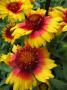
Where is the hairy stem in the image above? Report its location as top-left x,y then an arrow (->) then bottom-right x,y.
45,0 -> 51,15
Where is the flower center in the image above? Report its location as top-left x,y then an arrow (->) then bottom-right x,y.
18,50 -> 33,63
26,14 -> 44,30
5,26 -> 13,39
63,11 -> 67,23
11,47 -> 40,73
6,2 -> 22,13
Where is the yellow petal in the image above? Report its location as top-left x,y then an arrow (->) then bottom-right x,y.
35,69 -> 54,82
45,58 -> 57,69
62,25 -> 67,32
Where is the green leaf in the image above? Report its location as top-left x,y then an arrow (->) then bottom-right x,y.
63,62 -> 67,81
61,0 -> 66,5
0,80 -> 5,86
49,78 -> 67,90
33,2 -> 40,9
14,35 -> 29,47
0,63 -> 12,72
0,16 -> 8,28
0,85 -> 10,90
53,66 -> 64,79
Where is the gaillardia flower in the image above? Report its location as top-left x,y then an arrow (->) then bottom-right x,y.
60,8 -> 67,31
0,0 -> 33,21
2,23 -> 15,43
1,45 -> 57,90
49,7 -> 67,32
11,9 -> 60,47
49,7 -> 64,18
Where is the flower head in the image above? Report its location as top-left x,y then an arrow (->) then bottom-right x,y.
0,0 -> 33,21
60,8 -> 67,31
2,23 -> 15,43
49,7 -> 67,32
1,45 -> 57,90
49,7 -> 64,18
11,9 -> 60,47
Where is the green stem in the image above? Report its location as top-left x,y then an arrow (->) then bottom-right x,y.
45,0 -> 51,16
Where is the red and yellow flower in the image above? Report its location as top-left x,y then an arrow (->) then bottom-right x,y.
49,7 -> 67,32
1,45 -> 57,90
11,9 -> 61,47
49,7 -> 64,18
2,23 -> 15,43
0,0 -> 33,21
60,8 -> 67,31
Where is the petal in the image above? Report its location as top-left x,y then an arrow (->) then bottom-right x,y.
0,54 -> 10,64
12,28 -> 31,40
45,58 -> 57,69
12,45 -> 21,53
12,45 -> 18,53
62,25 -> 67,32
34,58 -> 57,82
6,70 -> 37,90
41,31 -> 54,42
35,69 -> 54,82
6,72 -> 16,84
47,18 -> 61,33
28,36 -> 46,48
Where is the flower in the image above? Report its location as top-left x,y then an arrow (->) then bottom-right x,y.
60,8 -> 67,31
0,0 -> 33,21
11,9 -> 60,47
2,23 -> 15,43
49,7 -> 67,32
1,45 -> 57,90
49,7 -> 64,18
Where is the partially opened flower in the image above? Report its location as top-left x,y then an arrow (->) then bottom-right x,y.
2,23 -> 15,43
0,0 -> 33,21
60,8 -> 67,31
49,7 -> 64,18
1,45 -> 57,90
11,9 -> 61,47
49,7 -> 67,32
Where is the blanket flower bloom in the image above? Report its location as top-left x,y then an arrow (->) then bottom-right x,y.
49,7 -> 64,18
1,45 -> 57,90
60,8 -> 67,31
2,23 -> 15,43
11,9 -> 60,47
0,0 -> 33,21
49,7 -> 67,32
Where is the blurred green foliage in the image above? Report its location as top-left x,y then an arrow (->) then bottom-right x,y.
47,32 -> 67,90
33,0 -> 67,9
